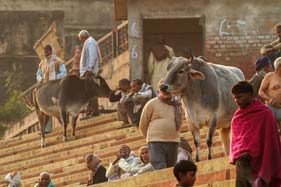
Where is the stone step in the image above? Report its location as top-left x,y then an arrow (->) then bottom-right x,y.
0,129 -> 224,186
0,135 -> 225,187
20,140 -> 147,187
0,127 -> 222,180
88,157 -> 234,187
0,113 -> 118,155
195,179 -> 235,187
0,111 -> 230,187
0,121 -> 126,166
0,124 -> 221,168
0,129 -> 141,178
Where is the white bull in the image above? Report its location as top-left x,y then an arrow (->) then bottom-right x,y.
161,57 -> 244,161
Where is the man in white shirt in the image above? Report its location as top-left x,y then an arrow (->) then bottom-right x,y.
120,79 -> 154,126
78,30 -> 102,117
79,30 -> 101,79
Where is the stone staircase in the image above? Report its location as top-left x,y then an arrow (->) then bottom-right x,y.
0,113 -> 235,187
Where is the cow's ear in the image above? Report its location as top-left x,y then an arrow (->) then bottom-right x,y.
189,69 -> 205,80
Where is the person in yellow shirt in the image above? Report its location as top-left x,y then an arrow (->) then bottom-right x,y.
139,81 -> 183,170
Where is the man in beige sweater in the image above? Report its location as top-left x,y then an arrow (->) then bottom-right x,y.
139,82 -> 182,170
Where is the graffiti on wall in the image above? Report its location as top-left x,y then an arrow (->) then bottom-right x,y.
219,18 -> 247,36
130,20 -> 141,60
219,17 -> 278,36
131,44 -> 139,60
131,21 -> 141,38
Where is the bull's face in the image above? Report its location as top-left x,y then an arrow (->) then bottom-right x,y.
160,57 -> 205,94
87,76 -> 111,98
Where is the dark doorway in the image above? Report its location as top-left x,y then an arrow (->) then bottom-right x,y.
143,17 -> 204,83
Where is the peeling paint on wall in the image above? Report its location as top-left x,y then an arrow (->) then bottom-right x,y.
219,18 -> 248,36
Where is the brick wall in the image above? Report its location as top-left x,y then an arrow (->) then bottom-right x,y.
205,34 -> 277,79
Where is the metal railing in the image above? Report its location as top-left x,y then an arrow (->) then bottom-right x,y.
116,21 -> 129,56
4,21 -> 129,139
98,20 -> 128,64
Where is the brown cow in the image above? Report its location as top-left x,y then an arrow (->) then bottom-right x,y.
25,75 -> 111,147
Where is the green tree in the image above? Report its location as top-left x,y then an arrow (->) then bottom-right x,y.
0,64 -> 31,138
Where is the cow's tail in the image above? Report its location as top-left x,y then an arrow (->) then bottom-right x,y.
23,90 -> 36,110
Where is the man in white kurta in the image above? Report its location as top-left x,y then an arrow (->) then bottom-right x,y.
148,42 -> 175,92
79,30 -> 101,79
78,30 -> 102,117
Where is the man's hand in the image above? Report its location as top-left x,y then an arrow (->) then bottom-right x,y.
113,152 -> 123,164
116,152 -> 125,159
128,91 -> 135,97
84,71 -> 95,79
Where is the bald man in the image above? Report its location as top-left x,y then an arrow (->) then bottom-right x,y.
33,172 -> 54,187
78,30 -> 101,79
78,30 -> 102,118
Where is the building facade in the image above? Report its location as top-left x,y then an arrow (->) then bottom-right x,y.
115,0 -> 280,81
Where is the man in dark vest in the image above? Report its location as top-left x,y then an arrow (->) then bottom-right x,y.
85,154 -> 107,185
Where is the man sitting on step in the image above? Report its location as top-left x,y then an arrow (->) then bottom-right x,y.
109,78 -> 131,126
120,79 -> 154,126
33,172 -> 55,187
85,153 -> 107,185
105,144 -> 140,181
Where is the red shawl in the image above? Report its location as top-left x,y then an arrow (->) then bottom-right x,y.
230,99 -> 281,185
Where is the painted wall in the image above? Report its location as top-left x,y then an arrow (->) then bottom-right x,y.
0,11 -> 64,104
0,0 -> 116,36
0,0 -> 117,104
0,0 -> 118,59
127,0 -> 281,79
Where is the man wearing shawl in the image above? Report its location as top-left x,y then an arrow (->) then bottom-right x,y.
147,37 -> 175,93
139,80 -> 182,170
36,44 -> 67,133
36,45 -> 67,83
4,171 -> 22,187
231,81 -> 281,187
33,172 -> 55,187
78,30 -> 102,117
